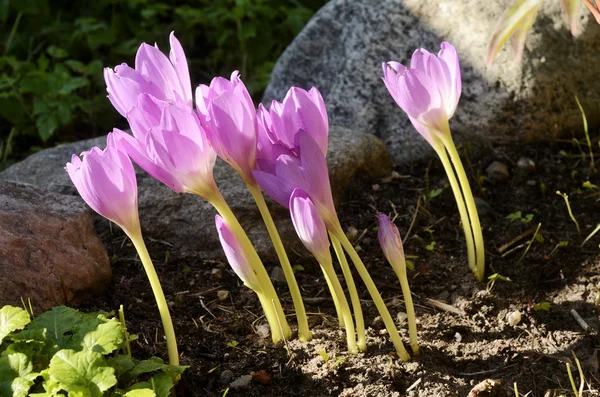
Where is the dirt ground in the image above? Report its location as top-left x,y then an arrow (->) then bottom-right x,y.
80,135 -> 600,397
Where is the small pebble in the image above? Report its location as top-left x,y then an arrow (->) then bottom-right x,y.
229,374 -> 252,390
454,332 -> 463,343
347,226 -> 359,240
217,290 -> 229,301
372,183 -> 381,191
486,161 -> 509,182
397,312 -> 408,324
270,266 -> 286,283
517,157 -> 536,173
474,197 -> 493,217
507,310 -> 522,326
256,324 -> 270,338
372,316 -> 384,330
220,369 -> 235,385
211,268 -> 222,280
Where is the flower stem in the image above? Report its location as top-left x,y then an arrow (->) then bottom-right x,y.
320,258 -> 357,353
128,233 -> 179,366
433,144 -> 478,280
321,266 -> 344,326
387,252 -> 419,355
439,134 -> 485,282
332,227 -> 411,361
247,182 -> 311,342
330,232 -> 366,351
206,190 -> 291,342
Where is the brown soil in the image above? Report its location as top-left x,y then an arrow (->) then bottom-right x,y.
79,137 -> 600,397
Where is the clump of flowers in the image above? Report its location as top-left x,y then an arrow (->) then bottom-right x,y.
66,33 -> 483,364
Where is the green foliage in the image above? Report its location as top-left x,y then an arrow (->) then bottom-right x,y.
506,211 -> 534,224
0,305 -> 187,397
0,0 -> 327,168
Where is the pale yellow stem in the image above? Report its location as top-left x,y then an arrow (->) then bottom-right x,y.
433,144 -> 478,280
128,233 -> 179,366
439,134 -> 485,282
246,182 -> 311,341
321,266 -> 344,326
332,226 -> 411,361
204,190 -> 291,342
320,258 -> 357,353
386,252 -> 419,355
330,232 -> 366,351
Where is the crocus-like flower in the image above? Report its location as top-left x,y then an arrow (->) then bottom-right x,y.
215,215 -> 261,292
377,214 -> 405,265
66,132 -> 139,233
376,213 -> 419,354
104,32 -> 192,117
112,94 -> 217,197
260,87 -> 329,156
195,71 -> 257,181
382,42 -> 461,143
289,189 -> 331,264
253,129 -> 336,226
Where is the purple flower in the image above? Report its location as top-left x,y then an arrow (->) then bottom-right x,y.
66,133 -> 139,233
112,94 -> 217,196
195,71 -> 257,181
253,129 -> 336,226
377,213 -> 405,266
104,32 -> 192,117
261,87 -> 328,156
215,215 -> 261,292
289,189 -> 331,264
382,42 -> 461,142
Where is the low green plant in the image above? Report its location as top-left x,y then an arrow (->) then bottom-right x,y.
506,211 -> 534,224
0,305 -> 186,397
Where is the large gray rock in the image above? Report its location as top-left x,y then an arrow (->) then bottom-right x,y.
263,0 -> 600,164
0,126 -> 392,260
0,181 -> 111,312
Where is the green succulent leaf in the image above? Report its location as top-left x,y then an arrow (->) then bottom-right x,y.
0,306 -> 30,344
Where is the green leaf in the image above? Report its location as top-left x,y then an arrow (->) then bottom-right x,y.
48,349 -> 117,397
149,373 -> 174,397
0,306 -> 30,344
129,357 -> 187,377
80,318 -> 124,354
506,211 -> 523,221
106,356 -> 135,378
46,46 -> 69,59
27,306 -> 82,350
58,77 -> 89,95
487,0 -> 544,67
0,353 -> 36,397
533,301 -> 551,311
36,114 -> 58,142
124,389 -> 156,397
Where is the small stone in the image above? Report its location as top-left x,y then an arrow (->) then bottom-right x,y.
437,291 -> 450,301
455,332 -> 463,343
517,157 -> 536,173
211,268 -> 222,280
270,267 -> 286,283
507,311 -> 522,326
474,197 -> 493,217
256,324 -> 270,338
397,312 -> 408,324
486,161 -> 509,182
251,370 -> 272,385
372,316 -> 384,330
372,183 -> 381,191
229,374 -> 253,390
467,379 -> 503,397
220,369 -> 235,385
347,226 -> 359,240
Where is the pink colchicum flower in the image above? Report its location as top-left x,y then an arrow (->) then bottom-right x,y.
382,42 -> 461,146
289,189 -> 332,264
215,215 -> 261,292
253,128 -> 336,226
66,132 -> 140,234
104,32 -> 192,117
377,213 -> 406,266
112,94 -> 217,197
195,71 -> 257,181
